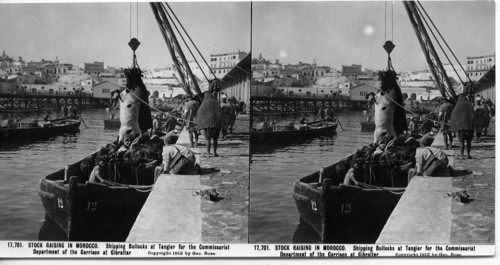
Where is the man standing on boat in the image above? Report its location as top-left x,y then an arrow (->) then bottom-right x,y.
182,96 -> 200,148
438,98 -> 454,150
152,114 -> 162,135
318,106 -> 325,120
325,106 -> 334,122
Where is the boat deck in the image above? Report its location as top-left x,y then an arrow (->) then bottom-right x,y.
376,132 -> 455,244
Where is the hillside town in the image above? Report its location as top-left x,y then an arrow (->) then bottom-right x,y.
251,53 -> 495,104
0,49 -> 249,102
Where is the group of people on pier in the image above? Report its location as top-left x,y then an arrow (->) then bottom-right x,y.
440,94 -> 494,159
410,93 -> 494,178
151,88 -> 244,175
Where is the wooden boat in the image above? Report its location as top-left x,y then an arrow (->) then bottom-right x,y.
292,151 -> 411,243
251,120 -> 338,144
0,118 -> 81,141
360,121 -> 376,132
38,151 -> 158,241
104,119 -> 121,129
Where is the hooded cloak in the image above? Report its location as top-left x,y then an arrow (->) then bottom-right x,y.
450,94 -> 474,132
196,91 -> 221,129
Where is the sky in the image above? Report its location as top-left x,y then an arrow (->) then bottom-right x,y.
253,1 -> 496,72
0,1 -> 251,69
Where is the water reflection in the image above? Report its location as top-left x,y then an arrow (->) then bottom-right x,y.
292,218 -> 322,243
249,111 -> 373,243
38,215 -> 67,241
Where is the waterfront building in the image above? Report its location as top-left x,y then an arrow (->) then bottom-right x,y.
84,61 -> 105,75
474,65 -> 495,103
210,51 -> 248,78
400,86 -> 441,101
92,81 -> 124,98
466,54 -> 495,81
341,64 -> 362,78
250,82 -> 276,97
349,83 -> 379,102
220,53 -> 251,104
443,63 -> 467,84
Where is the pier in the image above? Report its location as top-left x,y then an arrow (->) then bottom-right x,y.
250,96 -> 356,115
0,93 -> 109,111
126,131 -> 204,242
377,122 -> 495,244
127,115 -> 249,242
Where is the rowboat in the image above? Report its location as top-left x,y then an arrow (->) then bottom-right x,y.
292,146 -> 415,243
0,118 -> 81,141
251,120 -> 338,144
360,121 -> 376,132
103,119 -> 120,129
38,150 -> 158,241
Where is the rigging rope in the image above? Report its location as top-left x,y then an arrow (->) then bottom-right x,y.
416,1 -> 472,83
163,4 -> 210,82
164,2 -> 218,80
391,1 -> 394,41
415,3 -> 464,85
384,1 -> 387,41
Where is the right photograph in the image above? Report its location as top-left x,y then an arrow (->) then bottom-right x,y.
249,1 -> 495,245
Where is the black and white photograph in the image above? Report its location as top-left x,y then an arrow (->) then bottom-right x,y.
0,0 -> 497,260
0,1 -> 250,244
249,0 -> 495,245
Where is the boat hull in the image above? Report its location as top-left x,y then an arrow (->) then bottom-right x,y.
293,181 -> 403,243
38,154 -> 155,241
103,119 -> 121,129
251,123 -> 338,144
292,155 -> 406,243
0,120 -> 80,141
360,121 -> 375,132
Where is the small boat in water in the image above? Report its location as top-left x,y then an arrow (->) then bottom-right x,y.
38,148 -> 159,241
104,118 -> 121,129
360,121 -> 376,132
251,120 -> 338,144
292,140 -> 417,243
0,118 -> 81,141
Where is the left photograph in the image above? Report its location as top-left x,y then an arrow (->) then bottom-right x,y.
0,2 -> 250,243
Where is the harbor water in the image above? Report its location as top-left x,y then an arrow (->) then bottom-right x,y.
0,109 -> 122,240
249,111 -> 373,243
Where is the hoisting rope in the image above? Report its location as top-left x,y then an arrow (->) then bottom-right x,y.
129,3 -> 141,70
416,1 -> 472,84
123,3 -> 196,126
383,2 -> 395,71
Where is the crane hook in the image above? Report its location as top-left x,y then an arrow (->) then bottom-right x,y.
383,40 -> 395,71
128,38 -> 141,69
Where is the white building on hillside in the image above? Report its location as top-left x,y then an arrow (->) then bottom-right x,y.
92,81 -> 124,98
